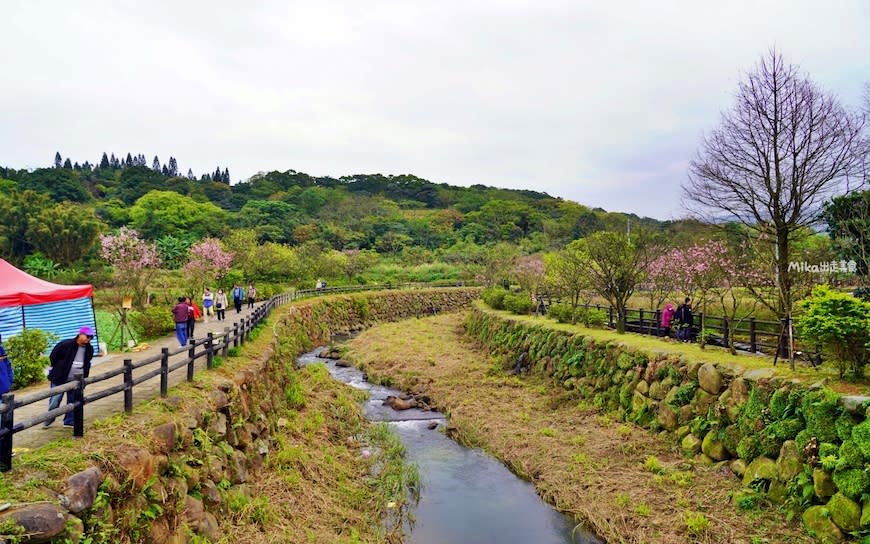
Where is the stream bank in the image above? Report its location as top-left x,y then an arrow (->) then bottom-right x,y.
298,349 -> 598,544
342,314 -> 814,544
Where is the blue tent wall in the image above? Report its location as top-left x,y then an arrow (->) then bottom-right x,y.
19,297 -> 99,353
0,307 -> 24,344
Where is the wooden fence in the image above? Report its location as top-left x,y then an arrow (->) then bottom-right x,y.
576,303 -> 814,359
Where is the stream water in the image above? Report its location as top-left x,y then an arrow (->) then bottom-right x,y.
296,349 -> 601,544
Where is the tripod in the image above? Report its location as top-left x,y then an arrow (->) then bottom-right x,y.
108,307 -> 137,350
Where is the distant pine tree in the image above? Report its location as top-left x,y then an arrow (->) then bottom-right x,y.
187,168 -> 195,180
73,161 -> 81,170
110,154 -> 119,168
152,156 -> 161,171
223,167 -> 230,184
138,153 -> 146,166
99,152 -> 110,169
62,158 -> 72,169
125,153 -> 133,167
82,161 -> 92,171
161,165 -> 169,176
54,152 -> 63,168
168,157 -> 178,177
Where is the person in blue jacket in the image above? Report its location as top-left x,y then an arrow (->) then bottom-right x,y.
0,335 -> 13,395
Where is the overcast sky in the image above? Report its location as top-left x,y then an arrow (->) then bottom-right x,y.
1,1 -> 867,219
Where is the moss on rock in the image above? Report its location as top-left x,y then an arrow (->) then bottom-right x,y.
832,468 -> 870,500
827,492 -> 861,532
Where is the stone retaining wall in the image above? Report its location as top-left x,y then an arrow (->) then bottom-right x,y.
0,288 -> 480,543
465,305 -> 870,542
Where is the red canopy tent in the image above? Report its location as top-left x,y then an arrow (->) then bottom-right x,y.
0,259 -> 98,351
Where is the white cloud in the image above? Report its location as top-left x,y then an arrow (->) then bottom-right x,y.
0,0 -> 867,218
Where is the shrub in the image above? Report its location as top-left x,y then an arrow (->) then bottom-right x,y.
549,303 -> 575,323
5,329 -> 56,389
832,468 -> 870,500
481,287 -> 509,310
132,306 -> 174,339
503,292 -> 534,315
796,284 -> 870,378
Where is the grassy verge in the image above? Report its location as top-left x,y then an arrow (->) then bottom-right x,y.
221,362 -> 419,544
343,313 -> 814,544
1,313 -> 418,544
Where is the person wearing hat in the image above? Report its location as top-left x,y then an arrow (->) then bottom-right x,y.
43,326 -> 98,428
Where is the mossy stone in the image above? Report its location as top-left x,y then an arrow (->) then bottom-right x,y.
657,404 -> 678,431
860,497 -> 870,527
802,505 -> 844,543
701,430 -> 729,461
691,388 -> 716,416
814,468 -> 837,499
730,458 -> 747,477
828,492 -> 861,532
697,363 -> 723,394
837,440 -> 864,471
635,380 -> 649,395
776,440 -> 802,481
648,380 -> 668,401
697,453 -> 714,465
681,434 -> 702,456
675,426 -> 691,440
742,456 -> 777,487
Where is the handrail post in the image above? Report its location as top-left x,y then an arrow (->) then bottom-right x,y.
160,347 -> 169,396
240,320 -> 246,346
188,338 -> 196,374
233,323 -> 239,348
655,309 -> 662,337
73,376 -> 85,437
608,306 -> 614,328
206,333 -> 214,370
639,309 -> 645,334
123,359 -> 133,414
0,393 -> 15,471
223,327 -> 230,356
749,317 -> 757,353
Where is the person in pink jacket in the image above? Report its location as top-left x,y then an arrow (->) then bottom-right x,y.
661,303 -> 675,341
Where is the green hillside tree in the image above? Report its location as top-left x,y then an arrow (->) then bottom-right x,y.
26,204 -> 104,267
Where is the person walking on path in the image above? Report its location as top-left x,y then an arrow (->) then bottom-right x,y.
202,288 -> 214,323
185,297 -> 201,341
215,289 -> 228,321
660,303 -> 675,341
247,284 -> 256,309
172,297 -> 190,347
0,336 -> 13,396
43,326 -> 96,428
676,298 -> 693,342
232,284 -> 245,314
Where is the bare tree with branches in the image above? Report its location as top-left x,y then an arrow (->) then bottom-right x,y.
684,49 -> 864,334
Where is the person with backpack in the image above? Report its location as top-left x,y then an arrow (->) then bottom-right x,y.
676,297 -> 693,342
232,284 -> 245,314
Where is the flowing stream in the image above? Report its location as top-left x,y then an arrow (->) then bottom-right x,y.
297,349 -> 601,544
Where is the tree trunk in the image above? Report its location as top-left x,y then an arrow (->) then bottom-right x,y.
615,301 -> 625,334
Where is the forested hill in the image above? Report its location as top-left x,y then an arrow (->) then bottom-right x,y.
0,152 -> 709,267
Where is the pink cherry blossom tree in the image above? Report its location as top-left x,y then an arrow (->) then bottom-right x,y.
100,227 -> 162,308
512,255 -> 546,296
184,238 -> 233,293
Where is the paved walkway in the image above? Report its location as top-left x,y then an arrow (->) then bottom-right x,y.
11,301 -> 271,453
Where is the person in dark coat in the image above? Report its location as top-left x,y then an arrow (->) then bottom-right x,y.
675,297 -> 693,342
43,326 -> 96,428
0,336 -> 13,395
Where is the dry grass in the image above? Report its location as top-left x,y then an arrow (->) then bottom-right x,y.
344,313 -> 814,544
